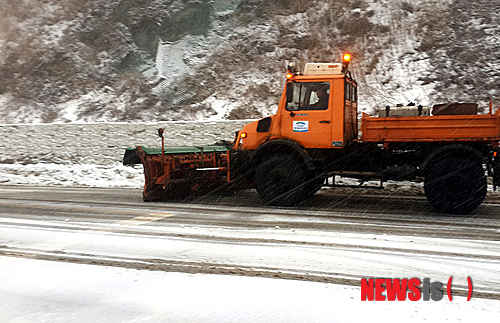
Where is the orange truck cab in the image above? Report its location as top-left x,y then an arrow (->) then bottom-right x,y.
236,61 -> 358,151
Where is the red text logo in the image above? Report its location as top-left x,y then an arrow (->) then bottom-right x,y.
360,277 -> 473,301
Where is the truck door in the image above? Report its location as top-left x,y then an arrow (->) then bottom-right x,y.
282,81 -> 332,148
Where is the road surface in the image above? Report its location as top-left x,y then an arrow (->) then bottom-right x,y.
0,185 -> 499,322
1,186 -> 499,293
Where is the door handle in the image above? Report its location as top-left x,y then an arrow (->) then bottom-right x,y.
319,120 -> 330,124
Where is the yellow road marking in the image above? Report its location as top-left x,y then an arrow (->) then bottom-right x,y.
118,212 -> 174,226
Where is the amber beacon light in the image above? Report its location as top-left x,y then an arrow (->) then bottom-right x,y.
343,53 -> 351,63
342,53 -> 351,70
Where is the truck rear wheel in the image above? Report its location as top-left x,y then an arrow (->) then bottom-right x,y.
424,156 -> 486,214
255,154 -> 308,206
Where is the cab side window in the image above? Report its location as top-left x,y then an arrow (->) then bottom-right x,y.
345,81 -> 351,102
343,81 -> 357,103
286,82 -> 330,111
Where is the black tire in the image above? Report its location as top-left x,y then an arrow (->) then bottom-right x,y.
255,154 -> 308,206
305,176 -> 325,196
424,156 -> 486,214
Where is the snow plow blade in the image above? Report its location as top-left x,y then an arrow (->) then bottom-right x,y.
123,145 -> 232,201
123,148 -> 141,165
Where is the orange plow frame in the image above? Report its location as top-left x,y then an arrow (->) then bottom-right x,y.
135,147 -> 230,201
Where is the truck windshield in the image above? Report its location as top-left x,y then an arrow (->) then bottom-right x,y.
286,81 -> 330,111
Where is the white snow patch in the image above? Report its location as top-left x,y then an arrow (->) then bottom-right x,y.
204,95 -> 244,120
40,20 -> 72,46
0,256 -> 499,323
0,162 -> 143,188
0,93 -> 13,107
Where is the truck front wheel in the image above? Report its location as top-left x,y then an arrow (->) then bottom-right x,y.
424,156 -> 487,214
255,154 -> 308,206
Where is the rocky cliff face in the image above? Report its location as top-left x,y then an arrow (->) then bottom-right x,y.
0,0 -> 498,123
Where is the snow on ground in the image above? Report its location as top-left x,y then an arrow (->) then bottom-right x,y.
39,19 -> 73,46
358,0 -> 435,114
0,256 -> 498,323
203,95 -> 243,120
0,256 -> 499,323
0,163 -> 144,188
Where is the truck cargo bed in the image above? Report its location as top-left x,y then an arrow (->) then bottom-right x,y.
360,111 -> 500,143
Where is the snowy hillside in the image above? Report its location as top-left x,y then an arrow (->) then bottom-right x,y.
0,0 -> 499,123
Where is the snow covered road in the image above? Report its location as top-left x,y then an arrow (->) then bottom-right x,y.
1,186 -> 499,300
1,256 -> 499,323
0,186 -> 499,322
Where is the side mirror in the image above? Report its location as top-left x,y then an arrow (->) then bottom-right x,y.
158,128 -> 164,138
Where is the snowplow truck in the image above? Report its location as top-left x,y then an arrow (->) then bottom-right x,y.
124,55 -> 500,215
